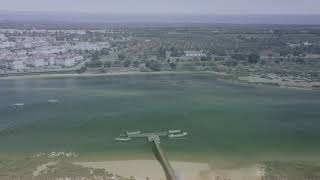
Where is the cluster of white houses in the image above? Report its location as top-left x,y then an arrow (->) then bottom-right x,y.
0,31 -> 111,71
7,54 -> 84,70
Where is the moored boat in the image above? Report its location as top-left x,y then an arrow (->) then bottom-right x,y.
114,137 -> 132,142
168,130 -> 181,134
126,131 -> 141,136
48,100 -> 60,103
168,132 -> 188,138
12,103 -> 24,108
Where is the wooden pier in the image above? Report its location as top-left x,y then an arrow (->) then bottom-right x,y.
127,132 -> 177,180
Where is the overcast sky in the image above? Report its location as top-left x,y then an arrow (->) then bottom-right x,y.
0,0 -> 319,15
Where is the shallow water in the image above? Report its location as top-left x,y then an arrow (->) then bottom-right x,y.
0,73 -> 320,162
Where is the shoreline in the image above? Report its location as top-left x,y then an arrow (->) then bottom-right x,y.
0,70 -> 319,91
0,71 -> 194,80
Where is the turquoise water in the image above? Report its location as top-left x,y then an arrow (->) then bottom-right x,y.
0,73 -> 320,162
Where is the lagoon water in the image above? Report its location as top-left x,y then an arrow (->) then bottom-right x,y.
0,73 -> 320,163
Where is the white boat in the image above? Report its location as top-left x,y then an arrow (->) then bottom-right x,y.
12,103 -> 24,108
48,100 -> 60,103
126,131 -> 141,135
168,130 -> 181,134
114,137 -> 132,142
168,132 -> 188,138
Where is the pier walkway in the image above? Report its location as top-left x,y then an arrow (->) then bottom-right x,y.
127,132 -> 177,180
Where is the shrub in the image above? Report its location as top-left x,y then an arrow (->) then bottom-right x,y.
146,60 -> 162,71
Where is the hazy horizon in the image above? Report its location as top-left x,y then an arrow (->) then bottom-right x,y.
0,0 -> 319,15
1,11 -> 320,25
1,0 -> 320,25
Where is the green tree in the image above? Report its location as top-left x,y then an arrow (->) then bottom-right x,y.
123,60 -> 131,67
279,50 -> 289,57
169,62 -> 177,70
146,60 -> 162,71
248,53 -> 260,64
104,61 -> 111,68
224,60 -> 238,67
76,66 -> 87,74
118,53 -> 125,60
158,46 -> 166,58
101,48 -> 110,56
293,50 -> 302,57
91,51 -> 100,61
86,61 -> 102,68
231,54 -> 246,61
200,56 -> 210,61
132,61 -> 140,68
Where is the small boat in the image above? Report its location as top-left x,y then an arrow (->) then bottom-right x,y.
115,133 -> 132,142
126,131 -> 141,135
48,100 -> 60,103
168,130 -> 181,134
168,132 -> 188,138
12,103 -> 24,108
114,137 -> 132,142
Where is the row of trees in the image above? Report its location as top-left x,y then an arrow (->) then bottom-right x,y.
231,53 -> 261,63
86,60 -> 135,69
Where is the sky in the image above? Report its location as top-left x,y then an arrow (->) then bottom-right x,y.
0,0 -> 319,15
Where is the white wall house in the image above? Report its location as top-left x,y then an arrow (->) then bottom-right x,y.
28,59 -> 46,67
9,61 -> 25,70
287,43 -> 301,48
63,58 -> 76,67
74,55 -> 84,62
70,42 -> 100,51
184,51 -> 206,57
0,41 -> 16,49
48,57 -> 56,66
303,42 -> 312,46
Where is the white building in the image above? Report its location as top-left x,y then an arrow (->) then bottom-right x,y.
29,47 -> 66,55
287,43 -> 301,48
64,55 -> 83,67
48,57 -> 56,66
303,42 -> 312,46
70,42 -> 100,51
184,51 -> 207,57
0,41 -> 16,49
97,42 -> 110,49
9,61 -> 25,70
0,34 -> 8,41
28,59 -> 46,67
63,58 -> 76,67
74,55 -> 84,62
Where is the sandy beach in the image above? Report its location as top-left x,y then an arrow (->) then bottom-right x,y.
74,160 -> 264,180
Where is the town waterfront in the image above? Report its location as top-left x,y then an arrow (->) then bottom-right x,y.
0,73 -> 320,163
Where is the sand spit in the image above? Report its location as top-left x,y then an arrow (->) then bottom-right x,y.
239,74 -> 320,90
